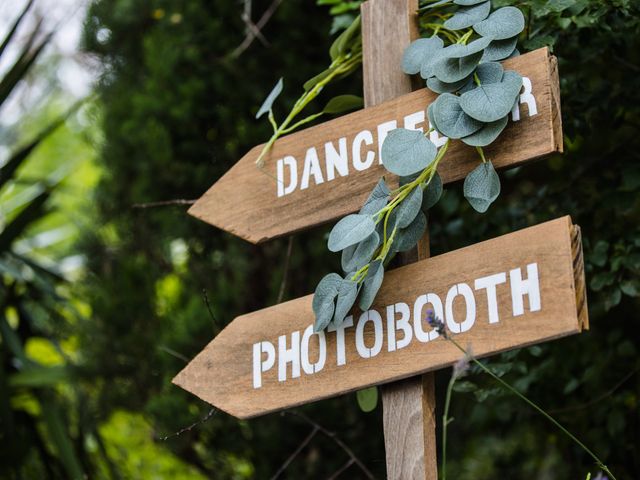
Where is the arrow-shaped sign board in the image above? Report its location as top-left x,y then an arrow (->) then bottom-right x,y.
189,47 -> 562,244
174,216 -> 587,419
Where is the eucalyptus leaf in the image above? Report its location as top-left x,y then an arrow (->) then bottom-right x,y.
431,37 -> 491,82
328,214 -> 376,252
481,36 -> 518,62
357,386 -> 378,412
255,77 -> 283,119
423,172 -> 443,210
476,61 -> 504,84
359,260 -> 384,310
444,1 -> 491,30
507,48 -> 520,58
402,37 -> 444,75
323,95 -> 363,114
454,0 -> 489,5
333,278 -> 358,325
394,187 -> 423,229
463,161 -> 501,213
459,70 -> 522,122
342,231 -> 380,272
427,102 -> 440,132
461,115 -> 508,146
360,178 -> 390,215
473,6 -> 525,40
394,211 -> 427,252
381,128 -> 437,176
426,75 -> 471,94
313,273 -> 342,332
433,93 -> 483,139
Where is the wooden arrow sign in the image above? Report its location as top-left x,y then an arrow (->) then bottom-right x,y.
174,216 -> 587,419
189,47 -> 562,244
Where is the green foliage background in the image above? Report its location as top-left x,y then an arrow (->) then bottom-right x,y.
3,0 -> 639,478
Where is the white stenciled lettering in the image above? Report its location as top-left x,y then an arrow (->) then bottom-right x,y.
445,283 -> 476,334
278,331 -> 301,382
475,272 -> 507,324
253,341 -> 275,389
276,156 -> 298,197
510,263 -> 541,316
355,310 -> 383,358
300,147 -> 324,190
403,110 -> 425,132
328,315 -> 354,366
512,76 -> 538,121
301,325 -> 327,374
386,302 -> 412,352
413,293 -> 443,342
377,120 -> 397,164
325,137 -> 349,181
352,130 -> 375,171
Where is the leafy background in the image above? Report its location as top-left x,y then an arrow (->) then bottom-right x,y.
1,0 -> 639,478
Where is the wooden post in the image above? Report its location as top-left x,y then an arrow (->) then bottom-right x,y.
361,1 -> 438,478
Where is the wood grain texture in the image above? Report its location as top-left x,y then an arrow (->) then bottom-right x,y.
173,216 -> 588,419
361,1 -> 437,477
188,47 -> 562,244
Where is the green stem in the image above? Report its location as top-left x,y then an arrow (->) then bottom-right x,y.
441,375 -> 455,480
255,52 -> 363,167
448,338 -> 617,480
476,146 -> 486,163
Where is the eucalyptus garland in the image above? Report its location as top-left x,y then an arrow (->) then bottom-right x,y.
312,2 -> 526,332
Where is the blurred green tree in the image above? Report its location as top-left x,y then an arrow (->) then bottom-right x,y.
80,0 -> 639,478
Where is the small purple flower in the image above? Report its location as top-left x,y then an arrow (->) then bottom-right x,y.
426,309 -> 447,338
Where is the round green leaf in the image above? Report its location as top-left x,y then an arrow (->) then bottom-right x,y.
476,61 -> 504,84
463,161 -> 501,213
381,128 -> 437,176
323,95 -> 363,114
402,37 -> 444,75
333,278 -> 358,325
461,115 -> 508,147
431,37 -> 491,83
426,75 -> 471,94
357,386 -> 378,412
313,273 -> 342,332
459,70 -> 522,122
427,102 -> 440,133
342,231 -> 380,272
328,214 -> 376,252
433,93 -> 483,139
359,260 -> 384,310
481,36 -> 518,62
394,211 -> 427,252
473,6 -> 525,40
444,1 -> 491,30
454,0 -> 488,5
256,77 -> 283,119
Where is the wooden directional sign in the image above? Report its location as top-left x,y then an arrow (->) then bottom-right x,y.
188,47 -> 562,244
174,216 -> 587,419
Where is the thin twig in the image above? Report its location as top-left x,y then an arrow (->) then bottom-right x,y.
284,411 -> 376,479
277,236 -> 294,304
270,426 -> 319,480
158,408 -> 217,441
228,0 -> 284,59
202,289 -> 219,330
326,458 -> 355,480
132,199 -> 196,209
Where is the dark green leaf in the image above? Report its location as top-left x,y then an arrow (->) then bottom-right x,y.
329,14 -> 361,61
323,94 -> 363,114
356,386 -> 378,412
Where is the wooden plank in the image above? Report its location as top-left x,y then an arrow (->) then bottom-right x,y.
360,1 -> 437,478
173,216 -> 588,419
188,47 -> 562,244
